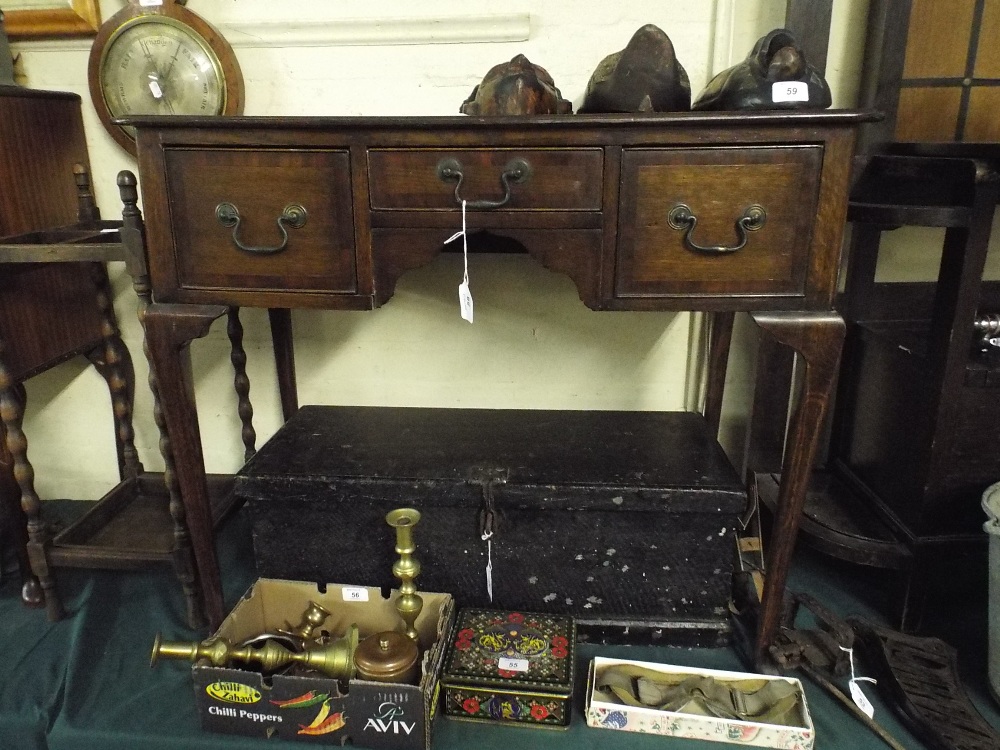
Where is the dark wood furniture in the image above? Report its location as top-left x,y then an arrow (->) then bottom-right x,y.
0,85 -> 135,607
125,110 -> 867,666
0,87 -> 255,629
753,0 -> 1000,631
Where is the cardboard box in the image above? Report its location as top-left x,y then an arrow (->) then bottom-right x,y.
190,578 -> 454,749
585,657 -> 814,749
440,609 -> 575,728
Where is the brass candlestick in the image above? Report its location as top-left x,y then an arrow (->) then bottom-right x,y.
151,624 -> 359,680
386,507 -> 423,642
285,600 -> 332,641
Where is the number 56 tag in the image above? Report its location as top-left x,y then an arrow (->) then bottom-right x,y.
772,81 -> 809,103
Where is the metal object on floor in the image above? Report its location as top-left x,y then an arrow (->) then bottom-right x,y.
850,617 -> 1000,750
771,592 -> 907,750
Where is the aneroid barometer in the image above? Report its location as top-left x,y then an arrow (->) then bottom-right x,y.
88,0 -> 243,155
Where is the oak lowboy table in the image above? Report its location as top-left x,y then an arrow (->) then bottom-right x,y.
124,111 -> 869,667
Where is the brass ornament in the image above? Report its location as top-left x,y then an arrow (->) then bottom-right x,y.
286,600 -> 332,641
386,508 -> 423,642
151,624 -> 360,680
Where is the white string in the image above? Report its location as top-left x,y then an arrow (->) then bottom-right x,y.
444,199 -> 469,280
445,200 -> 473,323
461,200 -> 468,286
839,646 -> 877,685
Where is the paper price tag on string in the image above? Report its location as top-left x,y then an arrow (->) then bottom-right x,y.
840,645 -> 877,719
772,81 -> 809,103
482,529 -> 494,602
849,681 -> 875,719
444,200 -> 474,323
459,280 -> 474,323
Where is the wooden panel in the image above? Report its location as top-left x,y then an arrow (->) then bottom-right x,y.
974,0 -> 1000,77
0,89 -> 89,236
0,265 -> 104,380
901,0 -> 975,79
894,87 -> 962,141
367,148 -> 603,210
161,148 -> 357,298
615,146 -> 822,299
964,87 -> 1000,141
0,88 -> 104,377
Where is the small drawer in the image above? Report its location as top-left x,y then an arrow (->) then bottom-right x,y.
368,148 -> 603,210
615,146 -> 823,299
161,148 -> 356,297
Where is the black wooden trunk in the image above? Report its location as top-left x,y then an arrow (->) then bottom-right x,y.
236,406 -> 744,646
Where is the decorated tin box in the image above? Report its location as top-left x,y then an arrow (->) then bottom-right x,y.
440,608 -> 576,728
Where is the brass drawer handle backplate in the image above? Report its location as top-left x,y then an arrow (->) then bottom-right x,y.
667,203 -> 766,255
215,202 -> 308,255
436,157 -> 533,209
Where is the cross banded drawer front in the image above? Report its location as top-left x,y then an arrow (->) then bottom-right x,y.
160,148 -> 357,301
368,148 -> 604,210
615,146 -> 823,299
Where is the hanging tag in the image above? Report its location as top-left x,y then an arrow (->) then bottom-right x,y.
459,280 -> 474,323
840,646 -> 877,719
772,81 -> 809,103
482,532 -> 494,602
849,681 -> 875,719
444,200 -> 474,323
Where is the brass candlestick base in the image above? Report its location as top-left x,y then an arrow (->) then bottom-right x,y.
386,507 -> 423,642
151,624 -> 359,680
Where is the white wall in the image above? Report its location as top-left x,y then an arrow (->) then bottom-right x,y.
10,0 -> 872,499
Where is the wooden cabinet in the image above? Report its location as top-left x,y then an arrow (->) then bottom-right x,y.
0,86 -> 131,608
127,111 -> 866,666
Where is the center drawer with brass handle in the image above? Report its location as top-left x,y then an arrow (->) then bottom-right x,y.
367,148 -> 604,211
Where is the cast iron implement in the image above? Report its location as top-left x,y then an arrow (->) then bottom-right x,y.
850,618 -> 1000,750
771,592 -> 906,750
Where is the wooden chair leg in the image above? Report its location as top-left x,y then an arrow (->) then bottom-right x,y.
118,175 -> 206,629
83,261 -> 143,480
0,412 -> 41,607
227,307 -> 256,462
0,348 -> 63,620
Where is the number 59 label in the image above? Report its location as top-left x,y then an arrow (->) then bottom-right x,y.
772,81 -> 809,103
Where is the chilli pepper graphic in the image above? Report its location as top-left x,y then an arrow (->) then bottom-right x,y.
298,711 -> 346,735
304,699 -> 331,729
270,690 -> 329,708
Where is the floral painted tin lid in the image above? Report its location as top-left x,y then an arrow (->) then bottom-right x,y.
441,609 -> 576,695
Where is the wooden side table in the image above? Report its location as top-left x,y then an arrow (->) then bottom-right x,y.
126,111 -> 868,666
0,85 -> 134,607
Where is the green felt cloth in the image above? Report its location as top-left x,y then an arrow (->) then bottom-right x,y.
1,503 -> 996,749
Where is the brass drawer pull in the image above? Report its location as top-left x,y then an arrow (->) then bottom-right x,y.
215,202 -> 308,255
436,157 -> 532,209
667,203 -> 766,254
